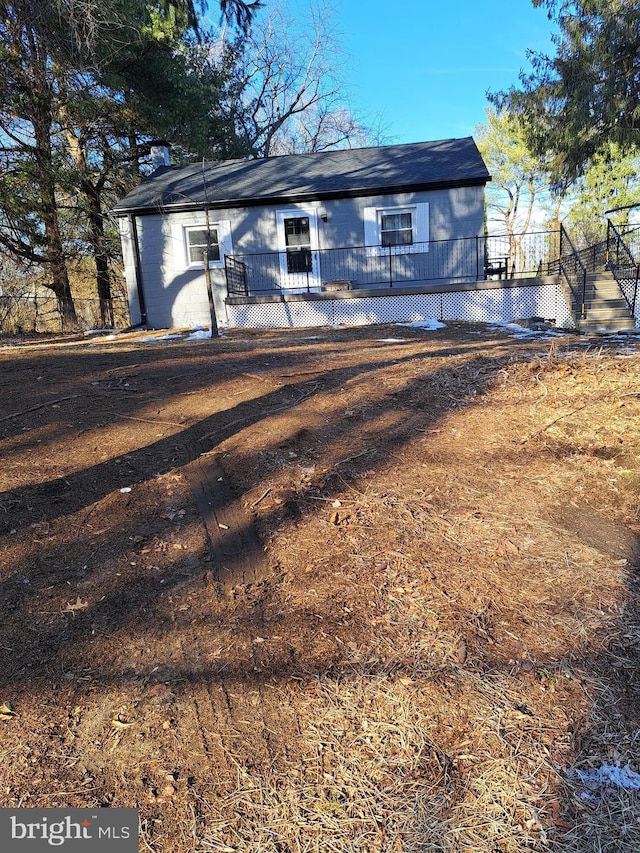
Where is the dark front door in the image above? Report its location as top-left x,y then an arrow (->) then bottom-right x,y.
284,216 -> 313,273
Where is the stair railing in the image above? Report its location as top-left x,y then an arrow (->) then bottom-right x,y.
559,224 -> 587,318
606,220 -> 639,314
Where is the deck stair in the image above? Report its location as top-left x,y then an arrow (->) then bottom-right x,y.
569,271 -> 636,334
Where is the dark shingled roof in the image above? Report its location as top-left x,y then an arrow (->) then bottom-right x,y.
113,137 -> 490,215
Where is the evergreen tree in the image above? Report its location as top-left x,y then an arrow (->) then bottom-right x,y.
564,144 -> 640,246
492,0 -> 640,184
0,0 -> 250,328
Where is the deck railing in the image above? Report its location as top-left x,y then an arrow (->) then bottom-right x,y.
564,221 -> 640,317
606,221 -> 639,315
559,225 -> 587,317
224,230 -> 561,298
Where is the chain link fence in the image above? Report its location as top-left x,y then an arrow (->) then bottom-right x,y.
0,292 -> 130,334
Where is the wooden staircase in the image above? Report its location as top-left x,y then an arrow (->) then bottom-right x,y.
570,271 -> 636,334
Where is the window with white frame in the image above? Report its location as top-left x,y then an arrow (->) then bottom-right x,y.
363,203 -> 429,254
186,226 -> 220,264
380,210 -> 413,247
172,218 -> 232,272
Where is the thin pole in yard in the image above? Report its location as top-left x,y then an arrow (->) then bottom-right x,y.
202,160 -> 219,338
203,247 -> 219,339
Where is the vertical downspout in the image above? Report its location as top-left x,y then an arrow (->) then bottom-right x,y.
129,214 -> 147,326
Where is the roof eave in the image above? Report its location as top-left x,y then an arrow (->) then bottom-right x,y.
114,176 -> 490,217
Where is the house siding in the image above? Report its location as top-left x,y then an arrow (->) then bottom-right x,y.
120,211 -> 232,330
118,217 -> 143,325
119,185 -> 486,330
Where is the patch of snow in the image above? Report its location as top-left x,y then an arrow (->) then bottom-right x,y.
488,321 -> 537,337
88,333 -> 118,342
185,329 -> 211,340
398,319 -> 446,331
487,321 -> 568,340
120,487 -> 132,494
567,763 -> 640,792
376,338 -> 407,343
138,333 -> 183,343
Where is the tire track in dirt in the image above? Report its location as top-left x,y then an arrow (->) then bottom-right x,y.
183,452 -> 269,586
177,439 -> 291,813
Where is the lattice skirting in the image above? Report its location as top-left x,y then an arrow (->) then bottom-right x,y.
226,284 -> 576,330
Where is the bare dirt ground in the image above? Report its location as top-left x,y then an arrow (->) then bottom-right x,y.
0,321 -> 639,853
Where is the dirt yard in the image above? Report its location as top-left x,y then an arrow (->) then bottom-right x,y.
1,321 -> 639,852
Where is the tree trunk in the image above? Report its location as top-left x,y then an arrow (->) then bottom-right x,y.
47,224 -> 77,331
31,51 -> 77,330
61,100 -> 114,329
84,181 -> 114,327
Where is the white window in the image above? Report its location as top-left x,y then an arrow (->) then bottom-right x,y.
171,218 -> 232,272
380,210 -> 414,247
186,226 -> 220,264
363,203 -> 429,255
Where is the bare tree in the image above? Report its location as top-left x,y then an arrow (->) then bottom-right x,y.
220,0 -> 380,157
475,109 -> 554,237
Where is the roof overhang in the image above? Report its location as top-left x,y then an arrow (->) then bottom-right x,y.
114,176 -> 490,218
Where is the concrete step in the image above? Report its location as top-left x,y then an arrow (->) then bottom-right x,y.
576,306 -> 629,319
560,272 -> 637,333
576,311 -> 636,334
586,272 -> 618,290
586,270 -> 615,280
572,296 -> 629,311
580,303 -> 634,319
576,318 -> 636,335
578,311 -> 635,329
567,271 -> 635,332
583,287 -> 626,300
585,282 -> 625,294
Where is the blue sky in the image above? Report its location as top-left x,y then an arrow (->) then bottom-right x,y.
337,0 -> 558,143
215,0 -> 560,145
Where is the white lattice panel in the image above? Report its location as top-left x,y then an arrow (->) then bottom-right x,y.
333,294 -> 441,326
227,300 -> 335,328
226,284 -> 575,330
441,285 -> 575,328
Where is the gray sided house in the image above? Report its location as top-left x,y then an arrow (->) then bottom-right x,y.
114,138 -> 498,330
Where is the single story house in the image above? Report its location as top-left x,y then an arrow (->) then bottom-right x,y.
115,137 -> 550,330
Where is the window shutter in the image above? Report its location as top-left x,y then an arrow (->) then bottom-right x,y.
171,222 -> 188,272
363,207 -> 379,247
415,203 -> 429,246
218,220 -> 233,260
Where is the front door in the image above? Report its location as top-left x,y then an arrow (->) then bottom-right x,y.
277,209 -> 321,291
